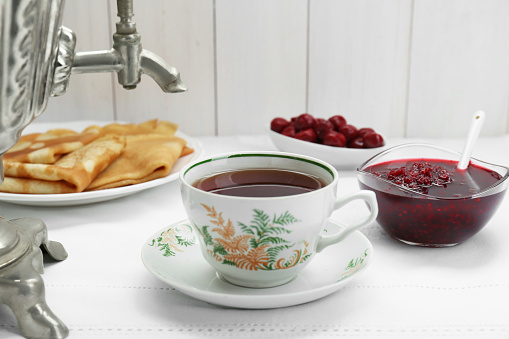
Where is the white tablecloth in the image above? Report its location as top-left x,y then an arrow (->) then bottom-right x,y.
1,134 -> 508,339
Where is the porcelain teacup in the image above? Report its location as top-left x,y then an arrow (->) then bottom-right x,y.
179,151 -> 378,288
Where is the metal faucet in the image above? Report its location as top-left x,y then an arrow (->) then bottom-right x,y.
54,0 -> 188,95
0,0 -> 186,338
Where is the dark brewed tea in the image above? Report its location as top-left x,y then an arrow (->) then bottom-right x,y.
193,169 -> 326,197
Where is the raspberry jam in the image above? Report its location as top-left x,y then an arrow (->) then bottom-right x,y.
358,158 -> 506,246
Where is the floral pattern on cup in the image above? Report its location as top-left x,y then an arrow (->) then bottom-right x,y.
149,223 -> 196,257
337,248 -> 370,282
195,204 -> 312,271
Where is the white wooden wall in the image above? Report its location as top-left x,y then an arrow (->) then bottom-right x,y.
40,0 -> 509,138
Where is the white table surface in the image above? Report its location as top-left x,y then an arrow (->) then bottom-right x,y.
1,134 -> 508,339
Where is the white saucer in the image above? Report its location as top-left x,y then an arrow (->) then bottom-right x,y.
141,219 -> 373,309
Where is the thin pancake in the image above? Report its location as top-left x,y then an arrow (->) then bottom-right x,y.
4,128 -> 100,164
86,134 -> 186,191
0,135 -> 126,194
82,119 -> 178,137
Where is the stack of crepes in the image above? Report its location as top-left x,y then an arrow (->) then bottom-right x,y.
0,119 -> 193,194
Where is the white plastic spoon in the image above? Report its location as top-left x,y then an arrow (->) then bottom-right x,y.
457,111 -> 486,171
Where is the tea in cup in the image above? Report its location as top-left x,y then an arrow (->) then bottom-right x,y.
179,151 -> 378,288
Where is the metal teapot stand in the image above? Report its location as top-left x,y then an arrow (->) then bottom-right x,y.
0,218 -> 68,339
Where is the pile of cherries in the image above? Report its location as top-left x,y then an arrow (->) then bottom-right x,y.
270,113 -> 385,148
373,162 -> 452,193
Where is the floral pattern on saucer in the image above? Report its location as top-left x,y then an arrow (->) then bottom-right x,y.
337,248 -> 370,282
149,223 -> 196,257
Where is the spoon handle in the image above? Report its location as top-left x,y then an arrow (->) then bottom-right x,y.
457,111 -> 485,170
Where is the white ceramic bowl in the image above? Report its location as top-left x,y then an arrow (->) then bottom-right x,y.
267,126 -> 387,170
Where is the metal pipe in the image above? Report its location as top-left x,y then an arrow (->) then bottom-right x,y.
71,50 -> 124,74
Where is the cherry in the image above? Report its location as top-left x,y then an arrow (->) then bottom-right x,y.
348,137 -> 364,148
272,113 -> 385,150
295,113 -> 316,131
363,132 -> 385,148
281,125 -> 296,137
294,128 -> 317,143
328,115 -> 347,130
339,124 -> 358,141
314,118 -> 334,140
323,131 -> 347,147
358,127 -> 375,138
270,117 -> 290,133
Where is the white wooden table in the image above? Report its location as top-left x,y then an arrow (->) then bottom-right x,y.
0,134 -> 508,339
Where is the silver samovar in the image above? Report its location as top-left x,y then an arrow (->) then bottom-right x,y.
0,1 -> 186,338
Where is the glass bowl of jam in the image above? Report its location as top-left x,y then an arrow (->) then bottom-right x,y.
356,143 -> 509,247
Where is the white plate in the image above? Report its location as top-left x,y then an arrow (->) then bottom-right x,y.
267,126 -> 387,170
141,219 -> 373,309
0,121 -> 203,207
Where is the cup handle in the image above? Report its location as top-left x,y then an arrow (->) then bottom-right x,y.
316,190 -> 378,253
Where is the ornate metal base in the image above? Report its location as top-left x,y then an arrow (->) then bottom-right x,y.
0,218 -> 68,339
